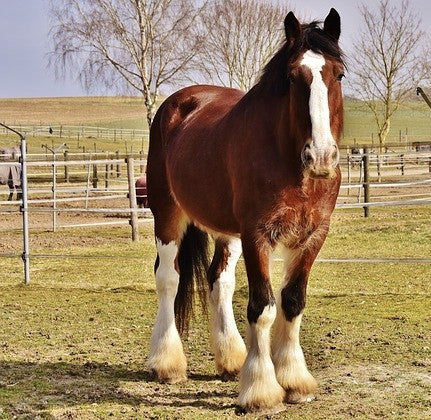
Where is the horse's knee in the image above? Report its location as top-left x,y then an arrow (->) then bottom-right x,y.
280,272 -> 307,321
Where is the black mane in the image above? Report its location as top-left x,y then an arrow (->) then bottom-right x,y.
255,21 -> 344,95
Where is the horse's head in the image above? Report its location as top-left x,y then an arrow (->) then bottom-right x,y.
279,9 -> 344,179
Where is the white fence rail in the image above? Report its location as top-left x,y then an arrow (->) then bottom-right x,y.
1,147 -> 431,285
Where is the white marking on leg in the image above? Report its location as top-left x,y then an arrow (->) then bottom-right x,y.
210,238 -> 246,376
301,50 -> 335,151
272,247 -> 317,402
239,304 -> 285,410
147,239 -> 187,383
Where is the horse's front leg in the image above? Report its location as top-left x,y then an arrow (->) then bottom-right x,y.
271,246 -> 319,403
238,234 -> 285,411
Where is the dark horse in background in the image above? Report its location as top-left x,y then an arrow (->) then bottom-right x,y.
0,146 -> 22,201
135,175 -> 148,208
146,9 -> 344,412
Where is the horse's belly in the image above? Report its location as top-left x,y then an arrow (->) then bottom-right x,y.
166,144 -> 240,235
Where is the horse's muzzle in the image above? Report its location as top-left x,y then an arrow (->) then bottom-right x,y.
301,143 -> 339,180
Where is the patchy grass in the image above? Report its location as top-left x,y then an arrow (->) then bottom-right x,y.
0,207 -> 430,418
0,97 -> 150,129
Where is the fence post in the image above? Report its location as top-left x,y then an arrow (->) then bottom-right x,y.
85,154 -> 92,209
140,150 -> 145,174
127,157 -> 139,241
105,153 -> 109,190
116,150 -> 121,177
363,147 -> 370,218
20,137 -> 30,285
347,153 -> 351,196
52,153 -> 57,232
110,153 -> 114,177
92,163 -> 98,189
64,150 -> 69,182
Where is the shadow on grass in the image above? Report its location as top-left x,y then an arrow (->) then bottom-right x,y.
0,361 -> 236,417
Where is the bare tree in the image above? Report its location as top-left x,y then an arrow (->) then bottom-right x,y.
49,0 -> 206,127
349,0 -> 427,152
195,0 -> 289,91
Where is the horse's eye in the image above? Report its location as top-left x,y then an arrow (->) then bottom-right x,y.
337,73 -> 345,81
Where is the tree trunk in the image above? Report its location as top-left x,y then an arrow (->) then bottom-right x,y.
146,104 -> 155,129
378,119 -> 390,155
144,95 -> 157,129
377,119 -> 391,182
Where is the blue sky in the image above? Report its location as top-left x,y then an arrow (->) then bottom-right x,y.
1,0 -> 430,98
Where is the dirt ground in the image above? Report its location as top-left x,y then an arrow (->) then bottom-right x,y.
1,206 -> 430,419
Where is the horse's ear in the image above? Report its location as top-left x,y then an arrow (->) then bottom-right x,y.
284,11 -> 301,44
323,8 -> 341,41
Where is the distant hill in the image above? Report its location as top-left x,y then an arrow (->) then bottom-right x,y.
0,96 -> 429,146
0,97 -> 150,130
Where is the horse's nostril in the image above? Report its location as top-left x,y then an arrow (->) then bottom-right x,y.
332,150 -> 338,160
301,146 -> 314,165
331,146 -> 340,163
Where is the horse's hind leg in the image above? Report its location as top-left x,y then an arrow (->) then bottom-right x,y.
271,246 -> 318,403
147,209 -> 188,383
16,186 -> 22,201
7,182 -> 13,201
208,237 -> 246,379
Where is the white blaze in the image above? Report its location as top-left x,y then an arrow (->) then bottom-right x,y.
300,50 -> 334,152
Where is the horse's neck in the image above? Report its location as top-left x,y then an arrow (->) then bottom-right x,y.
231,91 -> 299,164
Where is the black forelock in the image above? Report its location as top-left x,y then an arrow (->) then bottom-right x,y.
301,21 -> 343,62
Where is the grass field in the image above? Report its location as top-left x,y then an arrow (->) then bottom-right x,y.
0,96 -> 430,148
0,207 -> 430,419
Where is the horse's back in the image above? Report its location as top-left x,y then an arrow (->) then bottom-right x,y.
157,85 -> 243,141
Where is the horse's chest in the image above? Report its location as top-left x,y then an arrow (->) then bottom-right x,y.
262,200 -> 330,250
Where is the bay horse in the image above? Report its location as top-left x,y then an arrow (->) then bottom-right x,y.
146,9 -> 344,412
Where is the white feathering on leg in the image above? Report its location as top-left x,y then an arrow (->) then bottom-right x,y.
147,239 -> 187,383
272,246 -> 317,403
238,304 -> 285,410
210,238 -> 246,376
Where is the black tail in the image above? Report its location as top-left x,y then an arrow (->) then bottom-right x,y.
175,224 -> 210,336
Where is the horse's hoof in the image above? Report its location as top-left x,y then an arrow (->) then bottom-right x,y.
285,390 -> 315,404
220,370 -> 239,382
235,403 -> 286,416
149,368 -> 187,384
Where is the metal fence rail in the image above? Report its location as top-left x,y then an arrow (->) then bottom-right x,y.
1,148 -> 431,285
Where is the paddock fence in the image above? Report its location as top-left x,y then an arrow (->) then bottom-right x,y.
1,140 -> 431,285
0,124 -> 149,142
